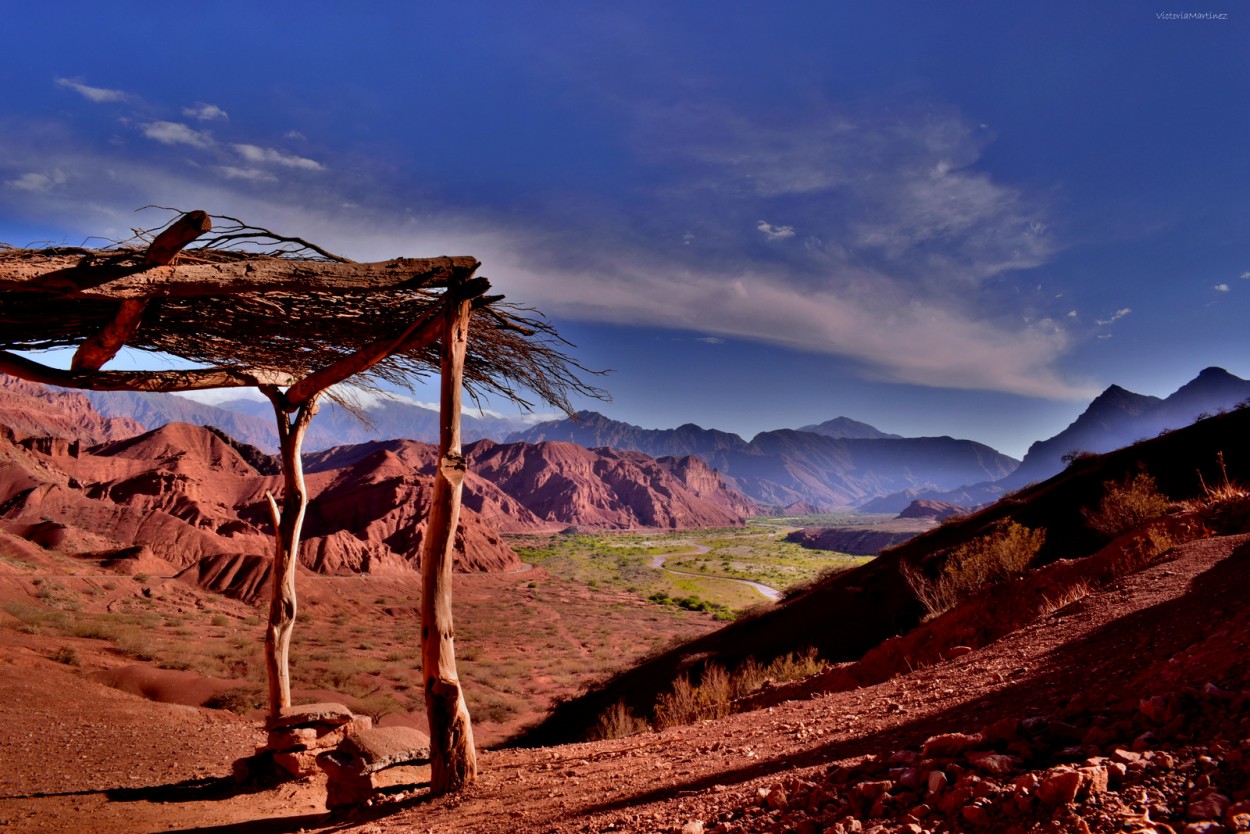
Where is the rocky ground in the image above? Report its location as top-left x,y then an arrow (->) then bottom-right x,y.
0,532 -> 1245,832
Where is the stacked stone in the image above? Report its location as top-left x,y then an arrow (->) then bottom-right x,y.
261,702 -> 372,779
318,725 -> 432,808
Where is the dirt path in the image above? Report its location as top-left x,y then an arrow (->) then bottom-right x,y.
649,544 -> 782,601
0,534 -> 1244,833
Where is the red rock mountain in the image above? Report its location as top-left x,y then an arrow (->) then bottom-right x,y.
464,438 -> 752,529
0,374 -> 143,444
0,380 -> 754,603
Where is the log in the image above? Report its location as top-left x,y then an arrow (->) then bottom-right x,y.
284,275 -> 491,408
421,294 -> 477,794
0,349 -> 292,391
144,210 -> 213,265
69,211 -> 213,371
69,299 -> 149,371
264,393 -> 319,717
0,255 -> 481,299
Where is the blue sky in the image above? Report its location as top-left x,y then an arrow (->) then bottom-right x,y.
2,2 -> 1248,457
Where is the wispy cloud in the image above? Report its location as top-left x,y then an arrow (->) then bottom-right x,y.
697,336 -> 725,344
142,121 -> 215,150
757,220 -> 795,241
183,102 -> 228,121
1095,307 -> 1132,326
233,143 -> 324,171
1214,283 -> 1230,292
55,77 -> 130,103
219,166 -> 277,182
7,170 -> 66,192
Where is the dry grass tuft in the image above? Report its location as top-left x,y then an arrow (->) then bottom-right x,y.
903,520 -> 1046,619
1083,472 -> 1173,537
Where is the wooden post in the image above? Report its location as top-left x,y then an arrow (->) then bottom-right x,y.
264,391 -> 319,718
421,292 -> 477,794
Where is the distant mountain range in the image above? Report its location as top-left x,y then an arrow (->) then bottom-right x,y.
510,412 -> 1018,512
862,366 -> 1250,511
78,389 -> 531,453
1001,366 -> 1250,488
8,365 -> 1247,519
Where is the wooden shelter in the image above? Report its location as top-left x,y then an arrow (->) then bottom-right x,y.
0,210 -> 599,794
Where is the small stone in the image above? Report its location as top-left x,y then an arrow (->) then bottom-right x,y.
922,732 -> 984,759
1183,823 -> 1227,834
927,770 -> 948,795
1112,748 -> 1143,764
962,804 -> 992,827
968,751 -> 1019,776
265,702 -> 355,731
680,821 -> 704,834
1078,765 -> 1108,795
947,645 -> 974,658
1036,768 -> 1082,805
1188,791 -> 1231,822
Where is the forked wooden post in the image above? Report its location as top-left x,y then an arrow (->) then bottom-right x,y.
263,393 -> 319,717
421,291 -> 478,794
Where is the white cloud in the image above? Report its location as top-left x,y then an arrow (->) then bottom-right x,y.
55,77 -> 130,103
1066,310 -> 1078,318
757,220 -> 795,241
7,170 -> 66,192
183,102 -> 229,121
1095,307 -> 1132,326
1241,271 -> 1250,280
141,121 -> 215,150
219,166 -> 277,182
1214,283 -> 1230,292
234,143 -> 324,171
697,336 -> 725,344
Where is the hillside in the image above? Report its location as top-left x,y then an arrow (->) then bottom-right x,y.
516,404 -> 1250,747
2,403 -> 1248,832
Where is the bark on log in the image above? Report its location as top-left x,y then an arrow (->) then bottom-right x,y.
69,299 -> 149,371
144,210 -> 213,265
0,255 -> 480,299
284,275 -> 490,408
421,294 -> 478,794
0,350 -> 292,391
264,392 -> 318,717
69,211 -> 213,371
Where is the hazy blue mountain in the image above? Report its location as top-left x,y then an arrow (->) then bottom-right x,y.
1002,367 -> 1250,489
796,416 -> 902,440
511,412 -> 1017,511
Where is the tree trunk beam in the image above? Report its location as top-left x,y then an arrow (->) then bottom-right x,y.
421,294 -> 477,795
69,299 -> 149,371
264,393 -> 319,717
0,350 -> 292,391
284,276 -> 490,408
144,210 -> 213,265
0,255 -> 481,299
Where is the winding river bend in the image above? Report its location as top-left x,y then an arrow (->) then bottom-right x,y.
648,544 -> 782,601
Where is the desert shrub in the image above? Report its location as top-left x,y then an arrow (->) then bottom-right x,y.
903,520 -> 1046,618
1084,473 -> 1173,537
650,649 -> 824,732
204,686 -> 265,714
1037,581 -> 1093,617
52,645 -> 79,666
210,614 -> 229,627
593,700 -> 650,740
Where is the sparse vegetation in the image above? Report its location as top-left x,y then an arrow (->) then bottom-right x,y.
1083,472 -> 1173,537
203,685 -> 265,715
598,647 -> 826,739
902,520 -> 1046,618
